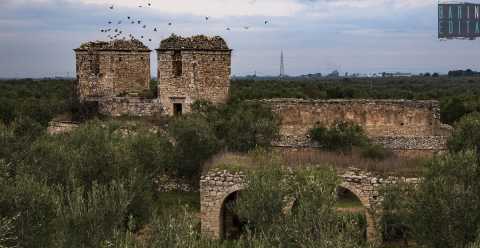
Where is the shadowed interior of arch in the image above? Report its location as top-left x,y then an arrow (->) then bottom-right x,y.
336,186 -> 365,211
220,190 -> 247,240
336,186 -> 368,240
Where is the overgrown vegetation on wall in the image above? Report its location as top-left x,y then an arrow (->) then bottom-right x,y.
310,121 -> 391,160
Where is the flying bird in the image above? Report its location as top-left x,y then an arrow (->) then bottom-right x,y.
154,28 -> 158,32
168,22 -> 172,26
265,20 -> 269,24
143,25 -> 147,28
226,27 -> 231,31
109,5 -> 114,10
244,26 -> 250,30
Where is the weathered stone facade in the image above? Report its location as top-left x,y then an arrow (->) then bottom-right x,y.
259,99 -> 452,156
200,167 -> 418,243
74,39 -> 151,100
156,35 -> 232,116
97,97 -> 163,117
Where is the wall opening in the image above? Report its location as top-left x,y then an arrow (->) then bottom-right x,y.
221,191 -> 247,240
173,103 -> 183,116
336,186 -> 367,241
173,50 -> 182,77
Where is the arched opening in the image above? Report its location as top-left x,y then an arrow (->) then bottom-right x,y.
220,191 -> 247,240
336,186 -> 368,241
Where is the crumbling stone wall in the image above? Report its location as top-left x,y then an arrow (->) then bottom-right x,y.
156,35 -> 231,115
200,167 -> 419,243
74,39 -> 151,100
259,99 -> 452,156
47,121 -> 80,135
97,97 -> 163,117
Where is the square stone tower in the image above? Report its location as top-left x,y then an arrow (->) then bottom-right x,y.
156,34 -> 232,116
74,39 -> 151,101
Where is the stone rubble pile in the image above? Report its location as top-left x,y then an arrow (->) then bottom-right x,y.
159,34 -> 230,50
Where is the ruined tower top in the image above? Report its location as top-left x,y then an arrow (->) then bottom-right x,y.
75,39 -> 151,52
158,34 -> 230,51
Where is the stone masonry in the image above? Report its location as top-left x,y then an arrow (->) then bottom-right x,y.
97,97 -> 163,117
200,167 -> 419,244
258,99 -> 453,157
156,34 -> 232,115
74,39 -> 151,100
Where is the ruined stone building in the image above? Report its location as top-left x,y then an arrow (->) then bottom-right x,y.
74,34 -> 231,116
73,34 -> 451,155
157,35 -> 232,115
74,39 -> 151,100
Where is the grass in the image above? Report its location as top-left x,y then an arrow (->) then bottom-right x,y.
336,197 -> 364,209
204,148 -> 427,177
156,192 -> 200,215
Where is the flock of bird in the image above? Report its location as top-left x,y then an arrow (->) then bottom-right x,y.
100,0 -> 271,42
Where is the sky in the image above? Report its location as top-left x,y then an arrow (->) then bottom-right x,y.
0,0 -> 479,78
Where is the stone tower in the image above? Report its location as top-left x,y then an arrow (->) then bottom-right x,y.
156,34 -> 232,116
74,39 -> 151,101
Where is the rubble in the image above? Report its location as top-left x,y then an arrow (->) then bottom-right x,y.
159,34 -> 230,50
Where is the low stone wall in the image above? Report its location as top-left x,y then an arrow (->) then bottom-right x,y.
97,97 -> 164,117
260,98 -> 452,157
272,135 -> 448,158
372,136 -> 448,150
155,175 -> 196,192
47,121 -> 80,135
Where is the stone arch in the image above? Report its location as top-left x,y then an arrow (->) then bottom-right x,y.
200,168 -> 405,244
200,172 -> 245,239
339,182 -> 377,242
219,190 -> 245,239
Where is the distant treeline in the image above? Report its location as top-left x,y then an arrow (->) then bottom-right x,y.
1,76 -> 480,128
230,76 -> 480,124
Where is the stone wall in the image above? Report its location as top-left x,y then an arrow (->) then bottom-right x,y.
156,35 -> 231,116
75,40 -> 151,100
97,97 -> 163,117
200,167 -> 419,243
47,121 -> 80,135
260,99 -> 452,155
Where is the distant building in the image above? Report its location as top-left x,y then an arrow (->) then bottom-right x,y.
382,72 -> 413,77
74,39 -> 151,100
327,70 -> 340,77
74,34 -> 232,116
156,34 -> 232,116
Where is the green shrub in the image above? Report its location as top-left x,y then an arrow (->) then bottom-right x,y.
360,143 -> 392,160
233,167 -> 367,247
53,182 -> 132,247
381,151 -> 480,248
192,100 -> 280,153
169,114 -> 221,179
310,121 -> 368,152
448,112 -> 480,153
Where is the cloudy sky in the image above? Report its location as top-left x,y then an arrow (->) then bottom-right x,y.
0,0 -> 478,78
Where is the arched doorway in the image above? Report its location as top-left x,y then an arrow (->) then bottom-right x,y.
220,190 -> 246,240
336,186 -> 368,241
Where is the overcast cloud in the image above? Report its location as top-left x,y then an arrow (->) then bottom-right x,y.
0,0 -> 478,78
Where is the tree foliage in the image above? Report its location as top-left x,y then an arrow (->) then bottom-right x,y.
381,151 -> 480,248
